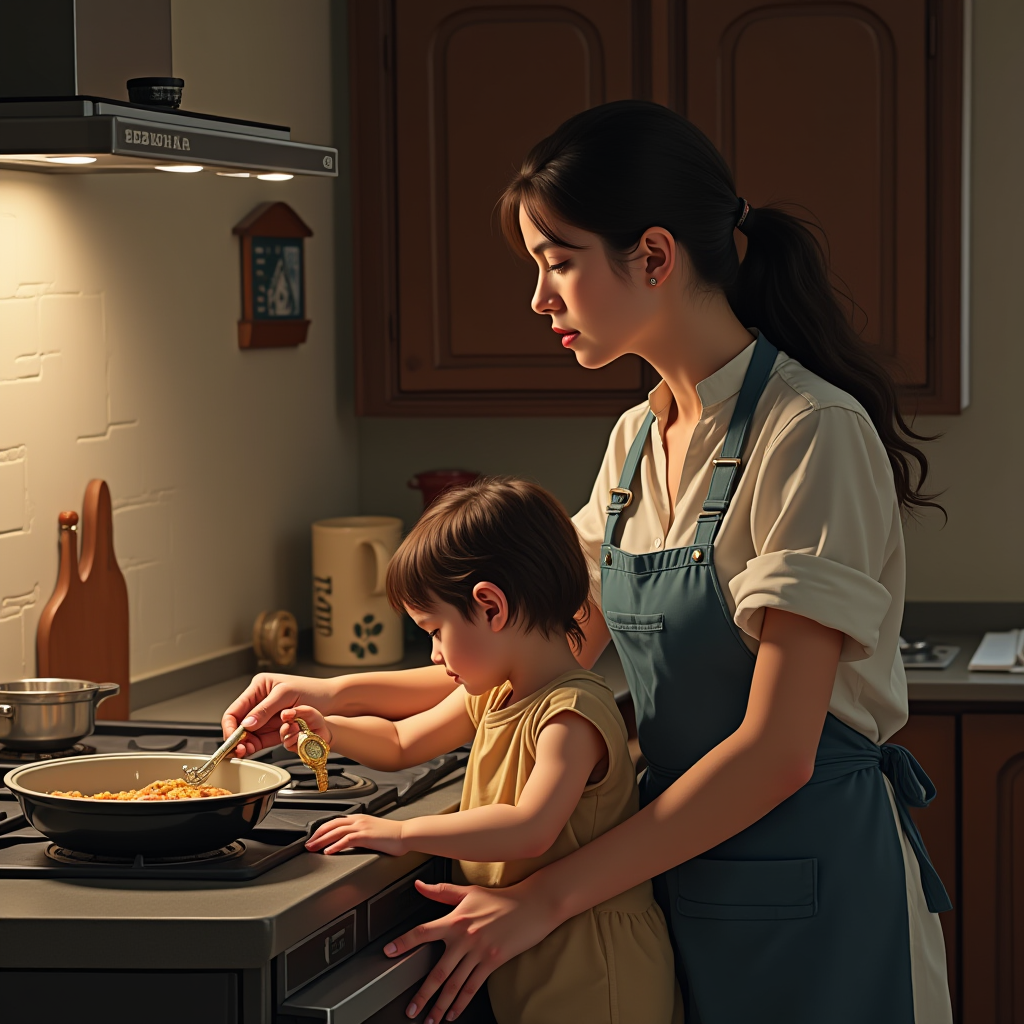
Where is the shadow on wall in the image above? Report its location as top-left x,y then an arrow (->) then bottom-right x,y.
356,416 -> 618,529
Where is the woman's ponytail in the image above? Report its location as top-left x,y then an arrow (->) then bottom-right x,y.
500,100 -> 941,516
733,206 -> 941,516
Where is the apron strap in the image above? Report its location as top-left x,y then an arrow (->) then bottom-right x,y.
602,411 -> 656,548
602,333 -> 777,550
694,334 -> 778,547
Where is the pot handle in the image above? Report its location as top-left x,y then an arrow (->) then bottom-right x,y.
0,704 -> 11,718
94,683 -> 121,706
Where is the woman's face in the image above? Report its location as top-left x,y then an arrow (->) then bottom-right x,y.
519,206 -> 664,369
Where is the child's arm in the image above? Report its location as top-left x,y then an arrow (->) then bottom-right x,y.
280,687 -> 475,772
306,711 -> 606,860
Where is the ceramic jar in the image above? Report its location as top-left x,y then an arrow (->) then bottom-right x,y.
311,516 -> 404,666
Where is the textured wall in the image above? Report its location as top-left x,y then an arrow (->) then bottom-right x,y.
0,0 -> 356,684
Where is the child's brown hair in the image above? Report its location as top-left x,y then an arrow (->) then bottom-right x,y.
386,477 -> 590,651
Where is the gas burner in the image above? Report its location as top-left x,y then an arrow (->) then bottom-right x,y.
44,841 -> 247,867
0,743 -> 96,764
128,734 -> 187,752
279,760 -> 378,798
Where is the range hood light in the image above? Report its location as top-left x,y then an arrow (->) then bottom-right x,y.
256,172 -> 293,181
0,4 -> 337,178
155,164 -> 204,173
45,155 -> 97,164
216,171 -> 251,178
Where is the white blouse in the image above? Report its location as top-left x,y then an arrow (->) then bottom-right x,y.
573,339 -> 908,744
572,339 -> 951,1023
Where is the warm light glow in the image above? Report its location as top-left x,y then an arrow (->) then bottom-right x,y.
257,173 -> 293,181
45,156 -> 98,165
216,171 -> 251,177
2,155 -> 48,162
155,164 -> 204,173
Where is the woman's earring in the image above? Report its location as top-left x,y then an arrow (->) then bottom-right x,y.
649,277 -> 657,286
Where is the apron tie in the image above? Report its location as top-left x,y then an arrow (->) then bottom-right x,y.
810,740 -> 952,914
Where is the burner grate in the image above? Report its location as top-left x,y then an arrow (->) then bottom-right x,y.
0,743 -> 96,764
44,840 -> 247,867
278,760 -> 379,798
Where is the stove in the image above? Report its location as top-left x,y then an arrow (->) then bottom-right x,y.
0,718 -> 487,1024
0,719 -> 468,881
0,741 -> 96,764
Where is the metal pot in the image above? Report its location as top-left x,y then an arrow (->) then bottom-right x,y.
4,753 -> 292,855
0,679 -> 121,752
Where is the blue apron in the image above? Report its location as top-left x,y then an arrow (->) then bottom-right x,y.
600,334 -> 950,1024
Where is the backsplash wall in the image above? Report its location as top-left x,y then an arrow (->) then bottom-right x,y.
0,1 -> 356,685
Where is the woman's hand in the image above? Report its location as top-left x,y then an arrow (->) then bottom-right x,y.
382,876 -> 563,1023
222,673 -> 337,757
280,705 -> 334,753
306,814 -> 407,856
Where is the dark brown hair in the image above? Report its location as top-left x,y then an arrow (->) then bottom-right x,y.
499,100 -> 941,516
386,477 -> 590,651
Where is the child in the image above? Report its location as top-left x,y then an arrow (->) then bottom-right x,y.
284,478 -> 680,1024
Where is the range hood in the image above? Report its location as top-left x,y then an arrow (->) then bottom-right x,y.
0,0 -> 337,179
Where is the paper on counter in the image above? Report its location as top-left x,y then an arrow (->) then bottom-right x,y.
968,630 -> 1024,672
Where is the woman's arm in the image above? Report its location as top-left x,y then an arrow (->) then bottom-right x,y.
280,688 -> 475,771
387,608 -> 842,1021
222,664 -> 458,757
306,710 -> 605,860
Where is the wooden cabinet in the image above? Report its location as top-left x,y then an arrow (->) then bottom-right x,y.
682,0 -> 964,413
349,0 -> 655,416
961,714 -> 1024,1023
889,714 -> 959,1013
349,0 -> 963,415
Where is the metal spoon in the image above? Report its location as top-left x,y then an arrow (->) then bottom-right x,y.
182,724 -> 247,786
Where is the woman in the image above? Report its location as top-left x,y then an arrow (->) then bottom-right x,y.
224,101 -> 951,1023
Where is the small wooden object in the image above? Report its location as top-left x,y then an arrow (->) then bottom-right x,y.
36,480 -> 130,720
233,201 -> 313,349
253,610 -> 298,668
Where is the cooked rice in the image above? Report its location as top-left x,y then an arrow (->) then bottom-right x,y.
50,778 -> 231,801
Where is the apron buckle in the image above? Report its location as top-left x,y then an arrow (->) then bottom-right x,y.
607,487 -> 633,512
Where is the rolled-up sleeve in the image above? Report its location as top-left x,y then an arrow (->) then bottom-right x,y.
729,406 -> 900,662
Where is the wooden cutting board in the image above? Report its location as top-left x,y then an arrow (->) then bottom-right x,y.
36,480 -> 130,720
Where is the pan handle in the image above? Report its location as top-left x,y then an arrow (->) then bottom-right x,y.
0,704 -> 11,718
94,683 -> 121,707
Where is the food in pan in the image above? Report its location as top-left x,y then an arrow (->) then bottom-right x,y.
49,778 -> 232,801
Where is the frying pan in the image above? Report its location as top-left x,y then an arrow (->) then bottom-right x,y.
4,753 -> 292,856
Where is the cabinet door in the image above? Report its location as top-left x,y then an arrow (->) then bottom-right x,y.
350,0 -> 655,415
683,0 -> 963,413
889,713 -> 958,1014
962,715 -> 1024,1023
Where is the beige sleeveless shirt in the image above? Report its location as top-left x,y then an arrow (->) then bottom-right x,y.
457,671 -> 681,1024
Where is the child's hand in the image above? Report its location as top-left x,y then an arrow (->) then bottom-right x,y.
305,815 -> 407,856
279,705 -> 334,753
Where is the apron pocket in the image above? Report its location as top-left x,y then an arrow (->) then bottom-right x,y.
605,610 -> 665,632
675,857 -> 818,920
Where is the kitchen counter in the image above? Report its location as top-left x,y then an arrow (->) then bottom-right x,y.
132,642 -> 633,724
0,776 -> 463,971
898,632 -> 1024,703
132,632 -> 1024,728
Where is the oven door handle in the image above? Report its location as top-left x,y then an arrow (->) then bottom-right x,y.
281,939 -> 442,1023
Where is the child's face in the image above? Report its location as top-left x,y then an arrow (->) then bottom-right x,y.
405,600 -> 505,695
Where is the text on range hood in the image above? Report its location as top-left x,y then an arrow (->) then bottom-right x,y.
0,0 -> 337,178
